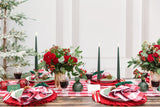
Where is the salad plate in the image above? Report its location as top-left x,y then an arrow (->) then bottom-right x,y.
26,76 -> 54,83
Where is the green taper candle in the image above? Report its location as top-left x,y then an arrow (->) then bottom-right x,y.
97,44 -> 101,80
117,44 -> 120,81
35,33 -> 38,71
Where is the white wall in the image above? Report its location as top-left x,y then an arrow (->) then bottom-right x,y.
14,0 -> 56,52
5,0 -> 160,78
147,0 -> 160,43
79,0 -> 126,78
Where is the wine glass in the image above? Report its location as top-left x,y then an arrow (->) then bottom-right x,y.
151,80 -> 159,93
14,66 -> 22,80
86,72 -> 93,84
60,77 -> 69,93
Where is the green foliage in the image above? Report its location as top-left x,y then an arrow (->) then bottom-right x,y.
34,82 -> 49,87
10,13 -> 28,26
0,0 -> 28,10
0,0 -> 35,77
157,38 -> 160,45
128,39 -> 160,73
30,70 -> 35,74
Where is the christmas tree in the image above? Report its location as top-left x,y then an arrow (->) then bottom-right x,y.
0,0 -> 34,79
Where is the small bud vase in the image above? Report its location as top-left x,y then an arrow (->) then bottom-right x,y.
72,80 -> 83,92
138,79 -> 149,92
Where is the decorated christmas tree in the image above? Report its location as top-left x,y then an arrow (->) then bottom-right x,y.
0,0 -> 34,79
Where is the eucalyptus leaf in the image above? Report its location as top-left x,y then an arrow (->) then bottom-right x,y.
157,68 -> 160,75
75,77 -> 80,82
157,38 -> 160,45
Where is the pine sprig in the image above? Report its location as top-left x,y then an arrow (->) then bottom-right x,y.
0,0 -> 28,10
10,13 -> 28,26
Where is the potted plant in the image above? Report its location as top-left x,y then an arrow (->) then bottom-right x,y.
39,46 -> 87,88
128,38 -> 160,91
0,0 -> 34,79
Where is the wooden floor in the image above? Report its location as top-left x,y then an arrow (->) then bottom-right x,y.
0,96 -> 160,107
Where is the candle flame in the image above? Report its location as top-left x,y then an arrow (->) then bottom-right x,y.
35,32 -> 38,36
98,43 -> 101,47
117,43 -> 120,47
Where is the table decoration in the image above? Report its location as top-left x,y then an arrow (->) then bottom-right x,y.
72,79 -> 83,92
0,0 -> 35,80
117,44 -> 120,81
7,84 -> 20,92
17,79 -> 29,88
3,86 -> 57,106
92,90 -> 147,106
72,68 -> 87,92
91,72 -> 124,86
39,46 -> 86,88
0,80 -> 8,90
128,39 -> 160,91
26,69 -> 54,85
92,83 -> 147,106
1,80 -> 160,97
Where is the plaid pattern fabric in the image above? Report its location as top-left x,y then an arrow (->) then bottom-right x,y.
109,84 -> 145,102
0,80 -> 160,97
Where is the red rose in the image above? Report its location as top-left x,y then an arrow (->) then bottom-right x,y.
53,58 -> 59,65
139,50 -> 143,56
64,55 -> 71,62
154,45 -> 160,50
153,53 -> 159,58
43,51 -> 58,65
141,56 -> 146,61
71,57 -> 78,63
147,54 -> 154,62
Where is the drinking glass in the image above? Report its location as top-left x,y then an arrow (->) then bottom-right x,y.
14,66 -> 22,80
86,73 -> 93,84
60,77 -> 69,93
151,80 -> 159,93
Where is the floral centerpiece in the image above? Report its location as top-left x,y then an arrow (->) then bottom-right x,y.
128,38 -> 160,86
39,46 -> 87,88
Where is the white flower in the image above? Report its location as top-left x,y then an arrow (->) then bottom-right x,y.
58,56 -> 64,63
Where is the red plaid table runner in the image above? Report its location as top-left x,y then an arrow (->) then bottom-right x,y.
0,80 -> 160,97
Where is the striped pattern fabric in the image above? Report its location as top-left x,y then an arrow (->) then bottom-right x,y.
0,80 -> 160,97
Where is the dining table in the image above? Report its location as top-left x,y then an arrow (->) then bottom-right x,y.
0,96 -> 160,107
0,78 -> 160,106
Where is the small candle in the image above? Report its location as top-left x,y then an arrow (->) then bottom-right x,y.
35,32 -> 38,71
97,43 -> 101,81
117,43 -> 120,81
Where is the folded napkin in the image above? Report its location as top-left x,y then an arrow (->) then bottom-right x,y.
92,90 -> 147,106
15,86 -> 52,105
108,84 -> 145,102
3,89 -> 57,106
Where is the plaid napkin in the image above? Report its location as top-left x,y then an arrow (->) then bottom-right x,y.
92,90 -> 147,106
108,84 -> 145,102
15,86 -> 52,105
